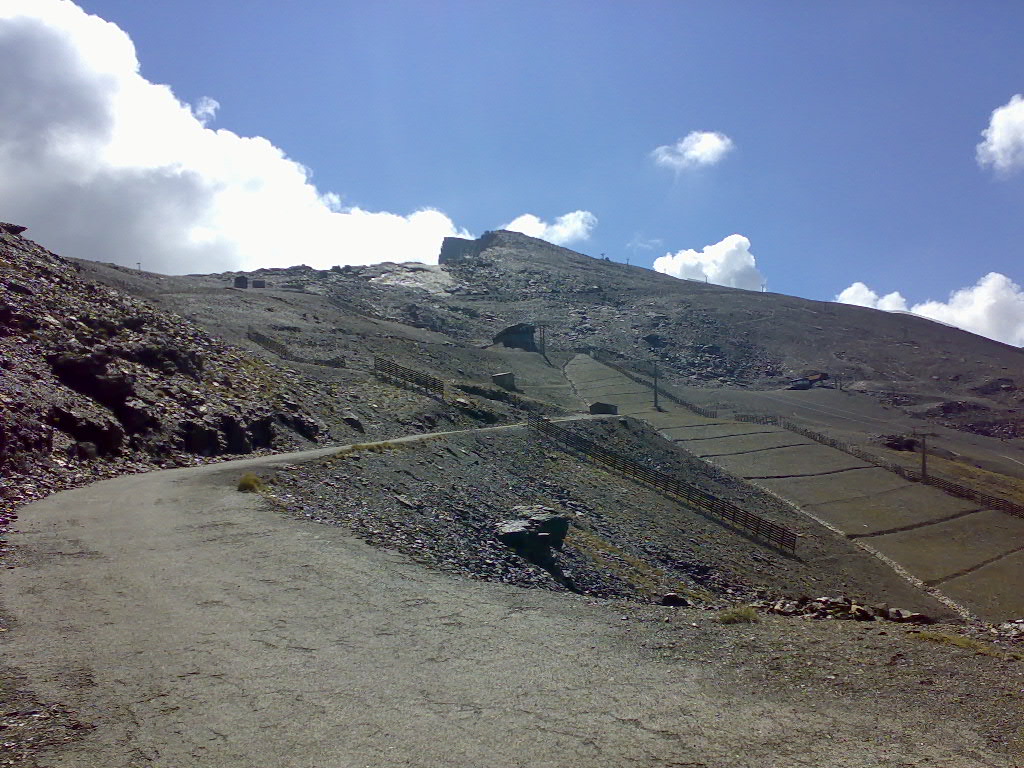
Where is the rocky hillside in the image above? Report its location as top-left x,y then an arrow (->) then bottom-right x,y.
84,229 -> 1024,441
435,232 -> 1024,413
0,224 -> 330,510
0,226 -> 494,517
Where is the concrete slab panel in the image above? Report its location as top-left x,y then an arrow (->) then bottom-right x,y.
710,444 -> 871,479
868,510 -> 1024,584
810,485 -> 981,536
644,415 -> 721,431
686,432 -> 815,457
940,548 -> 1024,622
659,423 -> 785,440
759,468 -> 909,506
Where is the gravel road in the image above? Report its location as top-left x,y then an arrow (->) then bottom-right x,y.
2,442 -> 1020,767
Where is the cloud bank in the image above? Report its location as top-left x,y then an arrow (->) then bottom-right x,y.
651,131 -> 734,171
835,282 -> 909,312
835,273 -> 1024,346
652,234 -> 764,290
0,1 -> 584,274
501,210 -> 597,245
977,94 -> 1024,175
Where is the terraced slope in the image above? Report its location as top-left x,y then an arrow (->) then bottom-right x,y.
565,354 -> 1024,622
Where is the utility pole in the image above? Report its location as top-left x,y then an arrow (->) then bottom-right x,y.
652,359 -> 660,411
913,431 -> 936,482
534,319 -> 554,363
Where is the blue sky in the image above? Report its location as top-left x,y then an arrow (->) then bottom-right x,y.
2,1 -> 1024,343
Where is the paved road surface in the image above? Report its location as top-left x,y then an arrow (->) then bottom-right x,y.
1,436 -> 1014,766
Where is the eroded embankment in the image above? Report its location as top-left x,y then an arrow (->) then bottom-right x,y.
264,418 -> 952,615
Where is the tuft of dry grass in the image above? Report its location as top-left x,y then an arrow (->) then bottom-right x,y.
910,630 -> 1024,661
715,605 -> 760,624
237,472 -> 265,493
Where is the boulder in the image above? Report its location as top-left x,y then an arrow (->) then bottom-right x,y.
851,605 -> 876,621
881,435 -> 918,452
496,506 -> 572,588
179,420 -> 222,456
660,593 -> 691,607
496,510 -> 569,551
342,412 -> 365,433
70,441 -> 98,461
118,398 -> 160,434
492,323 -> 537,352
49,352 -> 136,409
220,415 -> 253,454
49,405 -> 125,456
438,235 -> 484,264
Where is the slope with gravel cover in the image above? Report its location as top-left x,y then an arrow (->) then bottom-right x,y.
266,417 -> 951,612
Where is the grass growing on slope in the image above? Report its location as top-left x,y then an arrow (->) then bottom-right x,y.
910,630 -> 1024,661
715,605 -> 760,624
237,472 -> 266,492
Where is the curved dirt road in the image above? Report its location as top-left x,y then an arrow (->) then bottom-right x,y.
1,443 -> 1016,767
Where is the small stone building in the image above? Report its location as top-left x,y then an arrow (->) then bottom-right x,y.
589,402 -> 618,415
491,372 -> 517,391
233,275 -> 249,289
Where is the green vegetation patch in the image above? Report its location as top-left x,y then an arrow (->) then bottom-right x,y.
715,605 -> 760,624
237,472 -> 266,493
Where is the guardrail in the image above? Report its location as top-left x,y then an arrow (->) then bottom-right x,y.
734,413 -> 1024,522
528,414 -> 797,553
373,357 -> 445,399
584,349 -> 719,419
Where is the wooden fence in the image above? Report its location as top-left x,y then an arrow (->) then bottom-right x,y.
585,349 -> 719,418
734,413 -> 1024,522
373,357 -> 445,399
528,414 -> 797,553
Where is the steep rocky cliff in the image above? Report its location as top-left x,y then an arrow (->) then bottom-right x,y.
0,224 -> 336,510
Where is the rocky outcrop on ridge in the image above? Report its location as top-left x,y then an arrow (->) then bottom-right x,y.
0,224 -> 336,516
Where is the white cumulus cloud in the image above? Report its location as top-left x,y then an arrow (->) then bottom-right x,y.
835,273 -> 1024,346
835,282 -> 909,312
501,210 -> 597,245
653,234 -> 764,291
192,96 -> 220,125
977,94 -> 1024,175
0,0 -> 473,274
651,131 -> 734,171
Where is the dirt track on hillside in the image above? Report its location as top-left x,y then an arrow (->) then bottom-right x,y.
3,434 -> 1023,767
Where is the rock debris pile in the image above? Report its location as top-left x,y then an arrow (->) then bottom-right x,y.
761,595 -> 936,624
